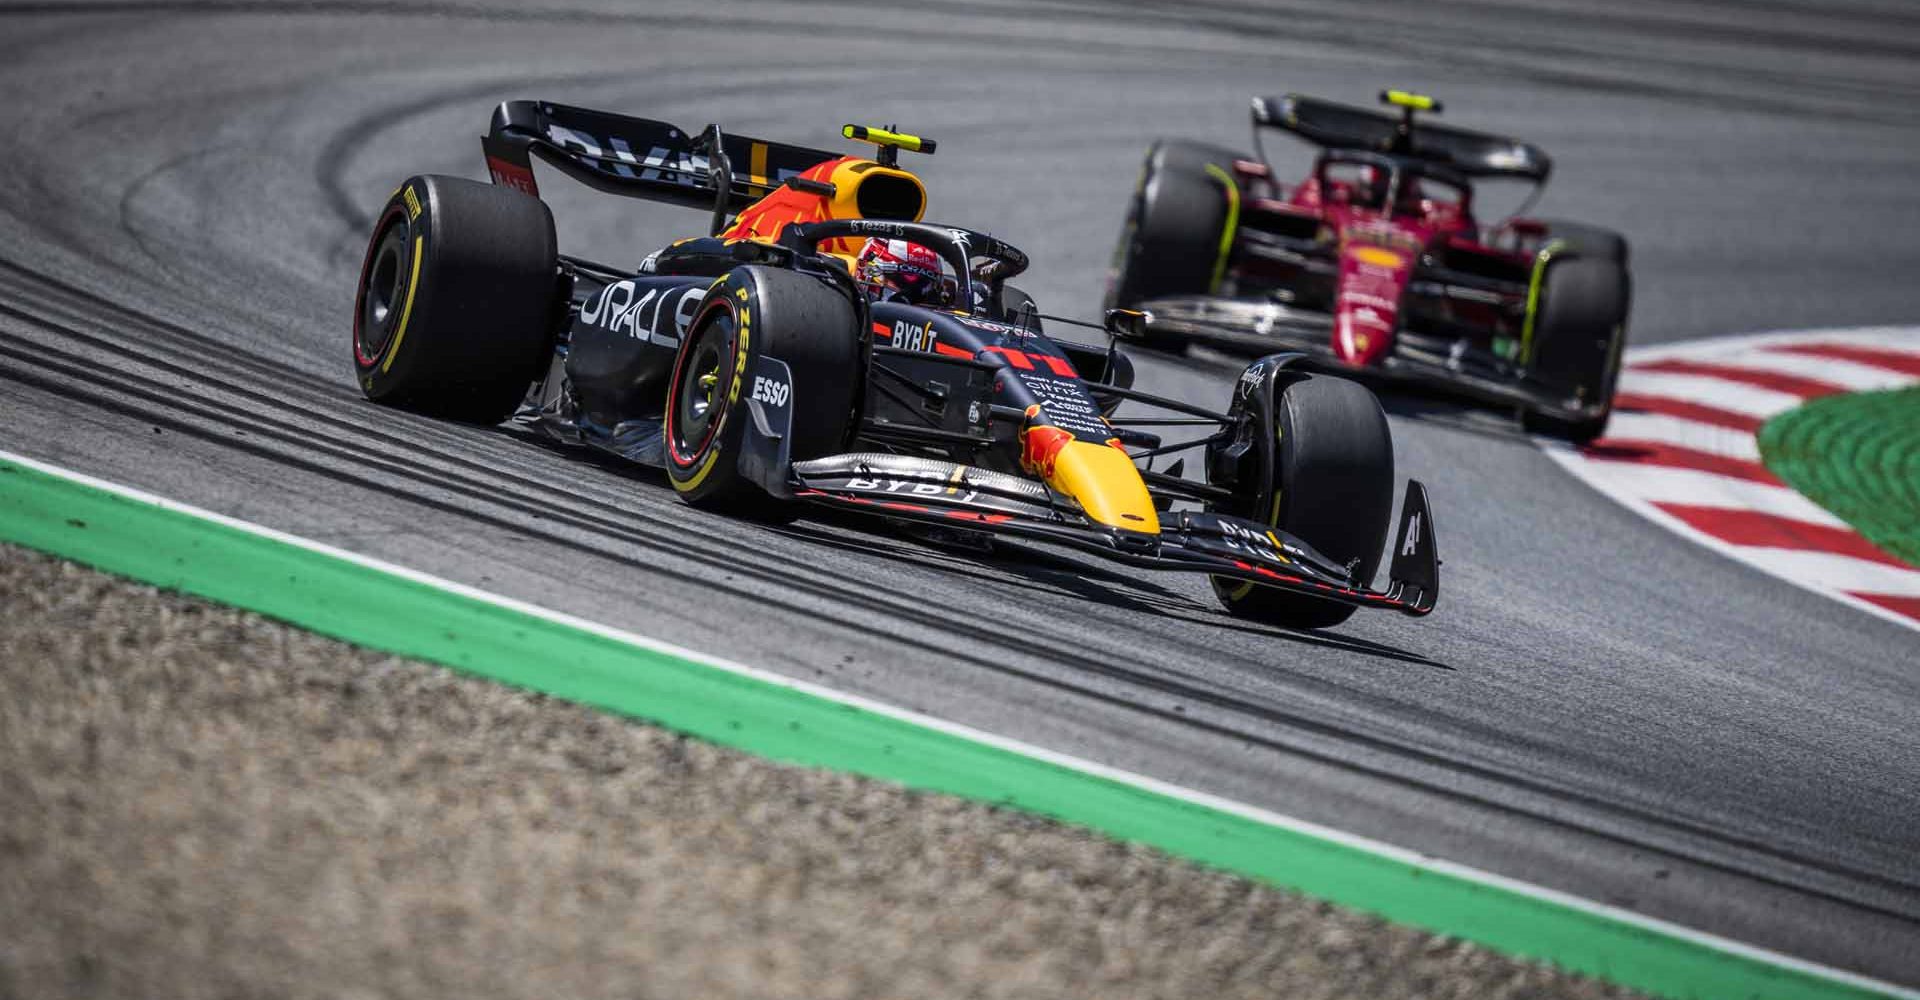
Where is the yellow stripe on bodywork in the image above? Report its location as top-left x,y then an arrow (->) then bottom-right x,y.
380,234 -> 424,374
749,141 -> 769,187
1048,440 -> 1159,535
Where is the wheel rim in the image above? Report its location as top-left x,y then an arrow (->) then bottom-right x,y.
667,302 -> 737,466
354,211 -> 409,368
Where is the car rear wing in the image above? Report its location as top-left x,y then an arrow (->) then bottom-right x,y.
481,100 -> 845,213
1251,94 -> 1551,182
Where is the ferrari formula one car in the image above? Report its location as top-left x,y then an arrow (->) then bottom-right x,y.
1106,90 -> 1632,443
350,100 -> 1439,628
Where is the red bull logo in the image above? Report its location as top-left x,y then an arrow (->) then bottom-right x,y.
1016,408 -> 1159,535
1019,422 -> 1075,479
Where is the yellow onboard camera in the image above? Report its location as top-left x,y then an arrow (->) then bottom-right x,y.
1379,90 -> 1443,153
842,124 -> 936,166
1381,89 -> 1442,113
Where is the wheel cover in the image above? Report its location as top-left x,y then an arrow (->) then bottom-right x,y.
667,301 -> 738,468
354,209 -> 409,368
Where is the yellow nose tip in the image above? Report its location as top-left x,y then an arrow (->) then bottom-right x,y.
1047,440 -> 1160,535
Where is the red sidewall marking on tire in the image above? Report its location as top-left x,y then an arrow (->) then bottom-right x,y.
353,203 -> 409,370
665,296 -> 738,470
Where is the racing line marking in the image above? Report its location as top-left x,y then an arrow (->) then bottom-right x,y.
1539,326 -> 1920,633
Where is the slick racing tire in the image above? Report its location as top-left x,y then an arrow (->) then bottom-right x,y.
664,265 -> 860,516
352,174 -> 559,423
1521,232 -> 1631,444
1534,219 -> 1629,265
1212,374 -> 1395,629
1105,139 -> 1247,353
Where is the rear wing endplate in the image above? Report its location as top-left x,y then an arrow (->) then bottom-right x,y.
481,100 -> 845,212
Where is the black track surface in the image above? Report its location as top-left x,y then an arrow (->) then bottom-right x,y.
1,0 -> 1916,984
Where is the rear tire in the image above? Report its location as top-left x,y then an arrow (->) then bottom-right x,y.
1212,375 -> 1395,629
351,174 -> 559,423
1521,238 -> 1631,444
664,265 -> 861,516
1105,140 -> 1246,353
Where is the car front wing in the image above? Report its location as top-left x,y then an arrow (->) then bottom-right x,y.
789,453 -> 1438,617
1136,296 -> 1605,424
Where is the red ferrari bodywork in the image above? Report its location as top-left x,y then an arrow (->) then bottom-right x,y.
1224,154 -> 1548,369
1107,92 -> 1629,440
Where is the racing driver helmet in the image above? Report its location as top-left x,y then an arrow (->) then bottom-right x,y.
855,238 -> 952,306
1392,175 -> 1427,216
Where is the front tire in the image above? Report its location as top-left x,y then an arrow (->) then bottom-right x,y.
1521,233 -> 1631,444
1212,375 -> 1395,629
1533,219 -> 1628,264
1105,140 -> 1246,353
664,265 -> 861,515
351,174 -> 559,423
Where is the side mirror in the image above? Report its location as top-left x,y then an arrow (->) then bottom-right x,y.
1103,308 -> 1153,341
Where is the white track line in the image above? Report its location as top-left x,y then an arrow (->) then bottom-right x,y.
1628,326 -> 1920,364
1744,350 -> 1919,392
1614,371 -> 1805,418
1602,412 -> 1764,461
1728,549 -> 1920,597
1579,464 -> 1849,528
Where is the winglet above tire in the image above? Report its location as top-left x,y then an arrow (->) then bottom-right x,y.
1384,480 -> 1439,615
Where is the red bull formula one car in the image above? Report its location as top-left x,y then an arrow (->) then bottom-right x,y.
350,101 -> 1439,629
1106,90 -> 1632,443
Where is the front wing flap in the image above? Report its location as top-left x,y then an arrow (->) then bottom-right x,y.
791,454 -> 1438,617
791,453 -> 1071,526
1135,296 -> 1602,422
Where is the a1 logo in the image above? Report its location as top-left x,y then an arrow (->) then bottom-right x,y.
750,375 -> 790,407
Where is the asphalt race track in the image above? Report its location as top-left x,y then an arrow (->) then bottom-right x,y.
2,0 -> 1917,984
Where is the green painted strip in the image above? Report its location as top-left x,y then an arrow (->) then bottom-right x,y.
0,452 -> 1908,1000
1760,387 -> 1920,569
